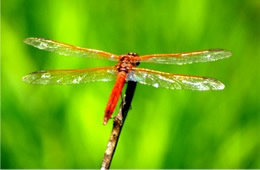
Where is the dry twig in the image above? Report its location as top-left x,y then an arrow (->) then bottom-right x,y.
101,81 -> 137,169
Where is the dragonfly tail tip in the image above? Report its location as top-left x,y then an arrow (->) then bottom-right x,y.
103,118 -> 108,125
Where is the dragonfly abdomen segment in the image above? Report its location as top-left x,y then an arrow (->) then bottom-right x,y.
104,72 -> 126,124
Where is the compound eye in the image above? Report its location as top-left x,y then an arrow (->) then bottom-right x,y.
127,52 -> 139,56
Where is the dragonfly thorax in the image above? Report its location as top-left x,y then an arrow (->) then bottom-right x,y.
117,53 -> 139,73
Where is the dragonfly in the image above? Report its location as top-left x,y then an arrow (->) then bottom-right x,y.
22,37 -> 231,124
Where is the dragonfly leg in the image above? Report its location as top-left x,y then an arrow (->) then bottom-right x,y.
111,110 -> 123,125
120,93 -> 126,107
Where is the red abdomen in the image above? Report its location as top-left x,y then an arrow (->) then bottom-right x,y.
104,72 -> 126,124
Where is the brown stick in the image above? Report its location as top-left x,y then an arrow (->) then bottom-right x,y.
101,81 -> 137,169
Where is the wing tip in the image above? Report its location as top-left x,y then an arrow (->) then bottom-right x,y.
22,74 -> 32,84
24,37 -> 34,45
24,37 -> 49,49
23,37 -> 41,48
209,48 -> 232,59
215,82 -> 225,90
191,78 -> 226,91
22,70 -> 48,84
211,79 -> 225,90
222,49 -> 232,58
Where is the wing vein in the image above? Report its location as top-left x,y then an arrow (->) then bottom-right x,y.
23,66 -> 117,85
128,68 -> 225,90
139,49 -> 231,64
24,37 -> 119,60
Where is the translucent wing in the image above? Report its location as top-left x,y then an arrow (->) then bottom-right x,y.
22,66 -> 117,85
24,37 -> 119,61
139,49 -> 231,65
128,68 -> 225,90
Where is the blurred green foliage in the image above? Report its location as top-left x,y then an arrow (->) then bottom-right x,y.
1,0 -> 260,168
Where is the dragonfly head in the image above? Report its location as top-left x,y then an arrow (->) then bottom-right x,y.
126,52 -> 140,66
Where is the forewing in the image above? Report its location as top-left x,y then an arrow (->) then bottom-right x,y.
139,49 -> 231,65
128,68 -> 225,90
24,37 -> 119,61
22,66 -> 117,85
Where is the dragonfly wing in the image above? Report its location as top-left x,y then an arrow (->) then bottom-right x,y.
22,66 -> 117,85
24,37 -> 119,61
128,68 -> 225,90
139,49 -> 231,65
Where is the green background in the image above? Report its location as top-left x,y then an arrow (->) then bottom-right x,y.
1,0 -> 259,168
